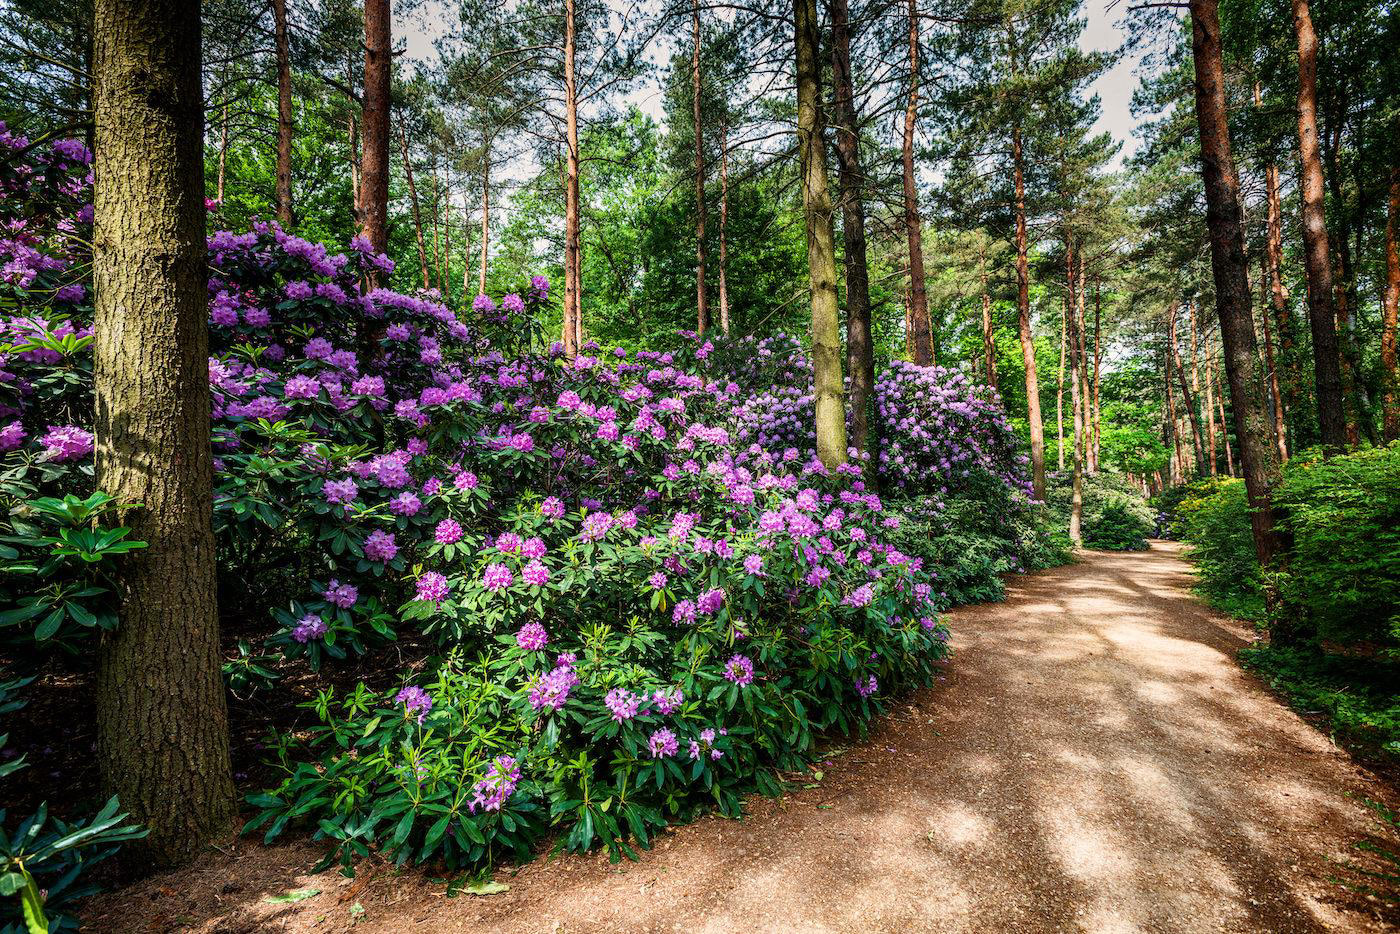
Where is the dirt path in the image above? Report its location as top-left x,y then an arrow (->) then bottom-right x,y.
87,544 -> 1396,932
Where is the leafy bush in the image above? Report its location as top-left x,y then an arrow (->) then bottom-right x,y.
1173,476 -> 1266,621
1045,470 -> 1154,551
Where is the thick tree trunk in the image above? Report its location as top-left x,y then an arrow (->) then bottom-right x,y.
1012,126 -> 1045,499
902,0 -> 932,365
1384,167 -> 1400,442
563,0 -> 582,356
93,0 -> 235,868
1189,0 -> 1289,632
398,123 -> 430,289
480,131 -> 490,296
718,122 -> 730,334
272,0 -> 293,227
830,0 -> 874,455
1290,0 -> 1346,452
360,0 -> 390,255
795,0 -> 846,468
691,0 -> 709,335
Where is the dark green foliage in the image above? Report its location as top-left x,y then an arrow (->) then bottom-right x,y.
1045,471 -> 1155,551
1173,476 -> 1267,621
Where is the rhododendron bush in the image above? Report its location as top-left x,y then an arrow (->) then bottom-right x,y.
0,132 -> 1050,878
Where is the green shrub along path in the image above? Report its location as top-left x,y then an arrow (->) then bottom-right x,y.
84,543 -> 1397,932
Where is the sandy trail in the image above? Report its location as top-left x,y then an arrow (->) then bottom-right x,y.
87,543 -> 1396,932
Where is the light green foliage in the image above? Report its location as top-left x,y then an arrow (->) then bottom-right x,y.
1045,471 -> 1155,551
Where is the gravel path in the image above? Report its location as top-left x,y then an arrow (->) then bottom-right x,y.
87,543 -> 1397,932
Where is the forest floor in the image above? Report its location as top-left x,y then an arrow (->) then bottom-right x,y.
85,543 -> 1399,933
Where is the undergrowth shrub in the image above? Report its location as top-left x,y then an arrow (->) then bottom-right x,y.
1173,477 -> 1266,621
1045,470 -> 1154,551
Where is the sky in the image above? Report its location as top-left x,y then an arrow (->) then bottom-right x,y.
401,0 -> 1151,171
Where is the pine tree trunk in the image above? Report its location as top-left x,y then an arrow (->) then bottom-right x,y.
360,0 -> 390,255
480,131 -> 490,296
1171,303 -> 1207,475
982,289 -> 996,389
1012,125 -> 1045,499
398,123 -> 430,289
431,161 -> 442,289
691,0 -> 709,335
442,171 -> 453,304
1190,302 -> 1215,472
1290,0 -> 1347,452
795,0 -> 846,469
1057,246 -> 1068,471
902,0 -> 932,366
830,0 -> 874,455
1189,0 -> 1289,632
1258,250 -> 1288,460
1076,254 -> 1091,473
1067,264 -> 1084,546
1092,277 -> 1102,470
1215,356 -> 1235,475
1384,166 -> 1400,442
93,0 -> 235,868
215,102 -> 227,205
563,0 -> 582,356
718,122 -> 730,334
273,0 -> 294,227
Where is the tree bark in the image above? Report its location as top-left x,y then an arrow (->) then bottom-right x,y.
398,122 -> 430,289
1057,245 -> 1069,471
215,101 -> 227,205
1384,166 -> 1400,441
93,0 -> 235,868
902,0 -> 932,366
830,0 -> 874,454
691,0 -> 709,335
360,0 -> 390,255
1190,302 -> 1215,472
1012,124 -> 1045,499
1170,302 -> 1207,475
1092,276 -> 1102,471
1067,259 -> 1085,546
272,0 -> 294,227
563,0 -> 582,356
1258,250 -> 1288,461
1189,0 -> 1289,630
718,121 -> 730,334
442,170 -> 453,304
1163,310 -> 1185,484
795,0 -> 846,469
1290,0 -> 1346,452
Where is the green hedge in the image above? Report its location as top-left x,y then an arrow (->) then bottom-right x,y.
1045,470 -> 1155,551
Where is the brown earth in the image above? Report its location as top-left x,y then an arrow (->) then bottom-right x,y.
83,543 -> 1398,932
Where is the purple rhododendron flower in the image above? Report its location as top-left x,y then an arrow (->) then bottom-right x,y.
39,425 -> 93,461
468,755 -> 519,813
649,727 -> 679,759
515,621 -> 548,650
482,563 -> 513,591
434,519 -> 463,544
293,614 -> 327,643
723,654 -> 754,686
396,685 -> 433,723
415,571 -> 450,604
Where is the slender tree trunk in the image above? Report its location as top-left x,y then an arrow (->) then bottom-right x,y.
1076,254 -> 1091,473
93,0 -> 235,868
718,121 -> 730,334
215,102 -> 227,204
480,131 -> 490,296
1057,246 -> 1069,471
1258,250 -> 1288,460
430,161 -> 442,290
1290,0 -> 1347,451
1190,302 -> 1215,472
1067,263 -> 1084,545
1171,303 -> 1207,475
1264,156 -> 1301,429
830,0 -> 874,454
982,288 -> 996,389
360,0 -> 390,255
348,105 -> 361,226
398,123 -> 429,289
691,0 -> 709,335
1012,125 -> 1045,499
795,0 -> 846,468
1092,276 -> 1102,470
442,170 -> 453,304
563,0 -> 582,356
1214,356 -> 1235,475
272,0 -> 294,227
902,0 -> 932,365
1384,166 -> 1400,441
1189,0 -> 1289,632
1203,329 -> 1221,470
1164,322 -> 1184,484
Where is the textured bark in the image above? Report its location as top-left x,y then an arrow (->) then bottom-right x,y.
272,0 -> 293,227
442,171 -> 453,304
1214,355 -> 1235,475
718,122 -> 730,334
691,0 -> 709,335
830,0 -> 874,454
215,102 -> 227,204
1290,0 -> 1346,452
1075,255 -> 1091,474
902,0 -> 932,366
1091,278 -> 1102,471
93,0 -> 235,868
1012,126 -> 1045,499
348,105 -> 360,224
1263,159 -> 1301,425
795,0 -> 846,468
1067,261 -> 1085,546
562,0 -> 582,356
360,0 -> 390,255
1057,246 -> 1069,471
430,162 -> 442,289
1189,0 -> 1287,622
398,123 -> 430,289
982,288 -> 996,389
1384,167 -> 1400,442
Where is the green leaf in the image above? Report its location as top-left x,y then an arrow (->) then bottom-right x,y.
264,888 -> 321,904
459,880 -> 510,896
